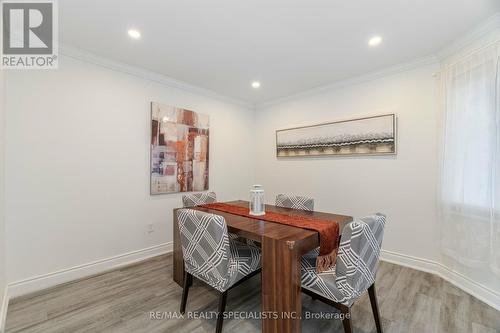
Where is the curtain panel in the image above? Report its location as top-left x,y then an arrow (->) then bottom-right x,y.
439,42 -> 500,275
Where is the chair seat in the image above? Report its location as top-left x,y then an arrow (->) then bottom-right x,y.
226,239 -> 262,289
228,233 -> 239,240
300,248 -> 351,306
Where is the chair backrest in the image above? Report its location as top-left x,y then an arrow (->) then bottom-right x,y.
275,194 -> 314,211
335,213 -> 386,301
177,209 -> 230,291
182,191 -> 217,207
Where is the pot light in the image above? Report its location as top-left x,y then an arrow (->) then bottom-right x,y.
128,29 -> 141,40
368,35 -> 382,47
251,81 -> 261,89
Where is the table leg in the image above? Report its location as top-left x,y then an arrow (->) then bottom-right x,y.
262,237 -> 302,333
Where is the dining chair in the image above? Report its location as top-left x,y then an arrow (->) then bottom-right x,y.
275,193 -> 315,211
177,209 -> 262,333
181,191 -> 240,241
300,213 -> 386,333
274,194 -> 316,252
182,191 -> 217,207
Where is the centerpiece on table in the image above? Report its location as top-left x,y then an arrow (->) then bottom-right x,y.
249,184 -> 265,216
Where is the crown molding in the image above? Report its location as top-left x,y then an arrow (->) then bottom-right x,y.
59,12 -> 499,111
256,12 -> 500,109
256,55 -> 439,109
59,44 -> 254,110
436,11 -> 500,61
61,42 -> 436,111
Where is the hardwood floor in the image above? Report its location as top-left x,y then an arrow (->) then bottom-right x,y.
5,254 -> 500,333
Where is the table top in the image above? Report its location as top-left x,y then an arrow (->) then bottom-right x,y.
182,200 -> 353,249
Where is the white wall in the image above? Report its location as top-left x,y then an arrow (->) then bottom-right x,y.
0,67 -> 7,328
255,63 -> 441,263
3,24 -> 499,311
4,56 -> 255,286
254,59 -> 500,309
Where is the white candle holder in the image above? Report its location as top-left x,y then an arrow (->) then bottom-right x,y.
249,184 -> 265,216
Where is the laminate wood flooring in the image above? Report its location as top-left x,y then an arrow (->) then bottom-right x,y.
5,254 -> 500,333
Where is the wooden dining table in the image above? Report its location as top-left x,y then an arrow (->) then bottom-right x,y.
172,200 -> 353,333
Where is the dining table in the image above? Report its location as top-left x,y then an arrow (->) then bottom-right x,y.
172,200 -> 353,333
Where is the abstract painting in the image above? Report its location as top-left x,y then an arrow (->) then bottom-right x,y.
150,102 -> 209,194
276,114 -> 396,157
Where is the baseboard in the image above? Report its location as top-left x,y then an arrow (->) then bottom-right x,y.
0,285 -> 8,333
380,249 -> 500,311
7,242 -> 173,299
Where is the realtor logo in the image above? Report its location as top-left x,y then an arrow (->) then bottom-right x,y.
1,0 -> 58,69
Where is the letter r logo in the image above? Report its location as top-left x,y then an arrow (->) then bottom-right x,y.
2,2 -> 53,54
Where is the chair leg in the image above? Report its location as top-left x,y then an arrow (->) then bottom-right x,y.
368,283 -> 383,333
216,291 -> 228,333
180,272 -> 192,314
340,305 -> 352,333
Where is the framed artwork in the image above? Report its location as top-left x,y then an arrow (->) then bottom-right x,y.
276,114 -> 396,157
150,102 -> 209,194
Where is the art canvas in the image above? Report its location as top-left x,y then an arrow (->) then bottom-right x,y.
151,102 -> 209,194
276,114 -> 396,157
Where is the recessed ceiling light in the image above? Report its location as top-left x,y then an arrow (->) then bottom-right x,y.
368,35 -> 382,47
128,29 -> 141,40
251,81 -> 261,89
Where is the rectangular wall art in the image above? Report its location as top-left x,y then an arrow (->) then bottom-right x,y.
150,102 -> 209,194
276,114 -> 396,157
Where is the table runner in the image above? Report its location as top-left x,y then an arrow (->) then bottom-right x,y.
199,202 -> 339,272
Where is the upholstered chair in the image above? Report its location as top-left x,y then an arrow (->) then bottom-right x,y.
275,193 -> 315,211
270,193 -> 316,249
182,191 -> 217,207
300,213 -> 386,333
182,191 -> 240,241
177,209 -> 262,333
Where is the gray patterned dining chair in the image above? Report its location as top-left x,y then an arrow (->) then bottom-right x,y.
177,209 -> 262,333
182,192 -> 238,241
275,194 -> 316,251
301,213 -> 386,333
182,191 -> 217,207
275,193 -> 315,211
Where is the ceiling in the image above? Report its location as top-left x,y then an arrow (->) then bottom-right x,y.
60,0 -> 500,105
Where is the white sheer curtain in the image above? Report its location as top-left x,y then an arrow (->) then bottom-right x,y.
439,42 -> 500,276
